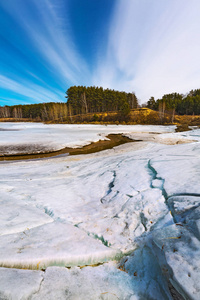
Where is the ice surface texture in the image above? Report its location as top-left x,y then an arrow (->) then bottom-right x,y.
0,222 -> 121,270
0,122 -> 176,154
0,124 -> 200,299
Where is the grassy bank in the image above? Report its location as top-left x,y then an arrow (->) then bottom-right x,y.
1,108 -> 200,131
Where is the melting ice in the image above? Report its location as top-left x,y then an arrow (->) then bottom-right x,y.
0,123 -> 200,299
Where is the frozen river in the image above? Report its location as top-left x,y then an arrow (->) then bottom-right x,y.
0,123 -> 200,299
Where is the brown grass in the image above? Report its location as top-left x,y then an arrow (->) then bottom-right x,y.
1,109 -> 200,129
0,134 -> 137,161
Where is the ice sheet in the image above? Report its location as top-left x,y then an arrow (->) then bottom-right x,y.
0,191 -> 53,236
0,221 -> 121,270
1,123 -> 200,299
31,264 -> 136,300
0,122 -> 176,154
153,224 -> 200,299
0,262 -> 171,300
118,246 -> 173,300
0,267 -> 43,300
0,148 -> 170,252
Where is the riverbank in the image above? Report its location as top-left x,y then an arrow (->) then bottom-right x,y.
0,134 -> 136,161
1,108 -> 200,130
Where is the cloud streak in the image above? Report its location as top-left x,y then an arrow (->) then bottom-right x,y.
25,0 -> 90,84
0,0 -> 90,105
1,0 -> 200,105
0,75 -> 63,104
94,0 -> 200,102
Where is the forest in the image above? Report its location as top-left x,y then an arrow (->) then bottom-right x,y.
0,86 -> 138,121
0,102 -> 68,122
1,86 -> 200,124
66,86 -> 138,115
147,89 -> 200,115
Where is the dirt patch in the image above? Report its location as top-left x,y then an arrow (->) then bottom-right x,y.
175,124 -> 192,132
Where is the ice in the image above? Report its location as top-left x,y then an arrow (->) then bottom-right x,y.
0,122 -> 176,155
0,267 -> 43,300
0,221 -> 121,270
118,246 -> 173,300
153,224 -> 200,299
1,123 -> 200,298
0,150 -> 170,252
167,195 -> 200,223
152,178 -> 163,189
151,155 -> 200,196
31,263 -> 137,300
0,191 -> 53,236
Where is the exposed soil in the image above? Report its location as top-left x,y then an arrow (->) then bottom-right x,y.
175,124 -> 192,132
0,134 -> 140,161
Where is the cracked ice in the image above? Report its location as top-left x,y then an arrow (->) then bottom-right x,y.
0,123 -> 200,299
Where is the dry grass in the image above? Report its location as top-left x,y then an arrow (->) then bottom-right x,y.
1,109 -> 200,129
0,118 -> 33,122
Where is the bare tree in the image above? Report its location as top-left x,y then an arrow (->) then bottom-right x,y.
159,100 -> 165,123
81,92 -> 88,114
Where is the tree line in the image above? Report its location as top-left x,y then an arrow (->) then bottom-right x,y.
0,102 -> 68,121
147,89 -> 200,115
66,86 -> 138,115
0,86 -> 139,121
2,86 -> 200,123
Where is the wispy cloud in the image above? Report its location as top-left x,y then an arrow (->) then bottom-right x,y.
23,0 -> 90,84
1,0 -> 200,105
0,75 -> 63,104
94,0 -> 200,102
0,0 -> 90,105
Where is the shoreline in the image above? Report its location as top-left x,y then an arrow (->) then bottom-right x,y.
0,134 -> 140,161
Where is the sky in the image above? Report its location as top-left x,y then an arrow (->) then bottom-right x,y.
0,0 -> 200,106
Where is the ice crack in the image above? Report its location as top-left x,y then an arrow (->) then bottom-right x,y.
140,212 -> 148,231
88,233 -> 111,247
30,274 -> 45,298
147,159 -> 168,198
73,223 -> 112,248
168,193 -> 200,198
106,170 -> 116,196
100,170 -> 117,203
147,159 -> 175,224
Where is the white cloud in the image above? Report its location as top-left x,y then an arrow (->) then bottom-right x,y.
2,0 -> 200,105
0,0 -> 90,87
0,0 -> 91,104
0,75 -> 63,103
94,0 -> 200,102
26,0 -> 90,85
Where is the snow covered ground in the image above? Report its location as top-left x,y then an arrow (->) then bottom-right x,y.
0,123 -> 200,299
0,122 -> 178,155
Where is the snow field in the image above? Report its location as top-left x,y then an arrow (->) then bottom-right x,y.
1,124 -> 200,299
0,123 -> 176,154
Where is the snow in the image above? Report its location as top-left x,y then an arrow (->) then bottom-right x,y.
0,147 -> 170,252
31,264 -> 136,300
0,222 -> 121,270
0,267 -> 43,300
0,123 -> 200,299
0,190 -> 53,236
0,122 -> 176,155
153,224 -> 200,299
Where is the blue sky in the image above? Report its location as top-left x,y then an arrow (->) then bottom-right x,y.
0,0 -> 200,106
